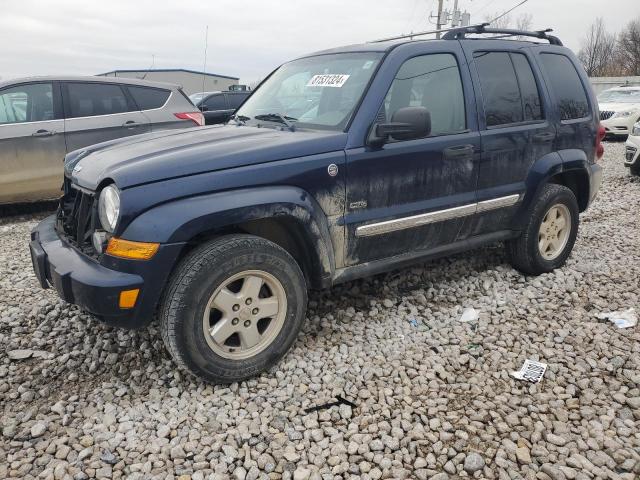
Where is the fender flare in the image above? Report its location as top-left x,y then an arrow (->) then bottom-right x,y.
121,186 -> 335,286
511,149 -> 590,230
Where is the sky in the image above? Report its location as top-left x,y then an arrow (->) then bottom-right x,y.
1,0 -> 638,84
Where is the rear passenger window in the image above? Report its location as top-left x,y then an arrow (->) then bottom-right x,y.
203,94 -> 226,110
67,83 -> 132,118
382,53 -> 466,137
540,53 -> 589,120
511,54 -> 543,121
128,86 -> 170,110
474,51 -> 543,126
226,94 -> 247,109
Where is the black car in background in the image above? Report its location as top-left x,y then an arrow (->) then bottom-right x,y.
192,91 -> 250,125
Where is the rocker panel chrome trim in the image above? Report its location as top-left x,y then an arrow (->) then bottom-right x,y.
355,194 -> 521,237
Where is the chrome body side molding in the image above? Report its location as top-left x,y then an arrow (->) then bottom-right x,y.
355,194 -> 521,237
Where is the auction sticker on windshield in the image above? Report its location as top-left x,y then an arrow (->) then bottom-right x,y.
307,74 -> 350,88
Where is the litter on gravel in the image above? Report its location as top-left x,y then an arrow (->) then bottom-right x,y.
458,307 -> 479,322
596,308 -> 638,329
510,359 -> 548,383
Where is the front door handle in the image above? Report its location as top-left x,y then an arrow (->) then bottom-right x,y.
123,121 -> 143,128
444,144 -> 475,159
32,129 -> 55,137
532,132 -> 555,143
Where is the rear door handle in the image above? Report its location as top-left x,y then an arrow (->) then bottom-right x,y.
443,144 -> 475,159
123,121 -> 143,128
32,129 -> 55,137
532,132 -> 555,143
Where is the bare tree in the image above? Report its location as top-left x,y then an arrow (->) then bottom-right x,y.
484,12 -> 511,29
484,12 -> 533,36
616,18 -> 640,75
578,18 -> 617,76
516,13 -> 533,32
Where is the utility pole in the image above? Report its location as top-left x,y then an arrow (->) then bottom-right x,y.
435,0 -> 444,39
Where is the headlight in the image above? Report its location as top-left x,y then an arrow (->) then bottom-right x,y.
613,110 -> 635,118
98,184 -> 120,233
633,123 -> 640,136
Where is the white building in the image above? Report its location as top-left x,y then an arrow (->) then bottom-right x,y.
98,69 -> 239,95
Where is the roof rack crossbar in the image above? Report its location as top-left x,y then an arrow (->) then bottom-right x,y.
442,23 -> 563,45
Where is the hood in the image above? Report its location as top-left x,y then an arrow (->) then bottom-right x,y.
67,125 -> 348,190
598,102 -> 640,112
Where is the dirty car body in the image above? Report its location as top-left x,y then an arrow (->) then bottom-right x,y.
30,26 -> 604,382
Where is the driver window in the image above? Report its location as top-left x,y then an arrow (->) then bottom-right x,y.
382,54 -> 466,137
0,83 -> 54,125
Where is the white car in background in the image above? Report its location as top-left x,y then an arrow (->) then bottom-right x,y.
624,122 -> 640,175
597,86 -> 640,138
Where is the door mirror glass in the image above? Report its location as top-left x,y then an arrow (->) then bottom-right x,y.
370,106 -> 431,145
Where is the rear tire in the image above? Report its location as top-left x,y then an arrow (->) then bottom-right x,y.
506,184 -> 579,275
159,234 -> 307,384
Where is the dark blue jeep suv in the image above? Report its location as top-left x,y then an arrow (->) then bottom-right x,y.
30,25 -> 604,383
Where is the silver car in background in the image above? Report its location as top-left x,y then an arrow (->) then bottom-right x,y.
0,76 -> 203,204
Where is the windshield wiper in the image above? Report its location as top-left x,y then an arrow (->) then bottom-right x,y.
230,114 -> 250,126
254,113 -> 297,131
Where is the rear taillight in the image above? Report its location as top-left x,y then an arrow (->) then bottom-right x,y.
175,112 -> 204,126
595,123 -> 605,161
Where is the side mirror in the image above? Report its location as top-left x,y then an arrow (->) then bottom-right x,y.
369,106 -> 431,146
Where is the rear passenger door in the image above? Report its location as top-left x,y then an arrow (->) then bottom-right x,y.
62,82 -> 151,152
459,44 -> 556,236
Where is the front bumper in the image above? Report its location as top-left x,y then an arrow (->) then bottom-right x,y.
624,135 -> 640,167
30,215 -> 184,329
601,116 -> 637,136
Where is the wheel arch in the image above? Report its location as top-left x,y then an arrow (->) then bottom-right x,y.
512,150 -> 592,229
121,186 -> 335,289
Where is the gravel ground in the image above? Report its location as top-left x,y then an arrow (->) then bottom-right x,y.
1,141 -> 639,480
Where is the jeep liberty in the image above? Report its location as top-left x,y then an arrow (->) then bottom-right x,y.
30,25 -> 604,383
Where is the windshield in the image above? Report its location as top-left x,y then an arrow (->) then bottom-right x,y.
598,89 -> 640,104
235,52 -> 383,130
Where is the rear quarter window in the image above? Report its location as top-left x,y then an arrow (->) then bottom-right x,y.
127,86 -> 170,110
539,53 -> 589,120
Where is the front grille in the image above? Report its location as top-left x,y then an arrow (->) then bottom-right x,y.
600,110 -> 615,120
56,177 -> 97,255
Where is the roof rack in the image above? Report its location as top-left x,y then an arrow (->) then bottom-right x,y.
442,23 -> 563,46
369,25 -> 479,43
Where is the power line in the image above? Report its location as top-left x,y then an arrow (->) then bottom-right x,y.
487,0 -> 529,24
471,0 -> 499,16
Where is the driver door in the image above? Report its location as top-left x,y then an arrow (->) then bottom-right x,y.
344,49 -> 480,265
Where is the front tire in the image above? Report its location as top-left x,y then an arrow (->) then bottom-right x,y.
160,234 -> 307,384
630,162 -> 640,176
506,184 -> 579,275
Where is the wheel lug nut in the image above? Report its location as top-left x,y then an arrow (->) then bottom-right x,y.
245,298 -> 252,305
232,304 -> 240,312
232,318 -> 239,325
252,308 -> 259,315
244,320 -> 251,327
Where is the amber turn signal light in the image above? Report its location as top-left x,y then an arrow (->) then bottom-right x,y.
119,289 -> 140,309
106,238 -> 159,260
